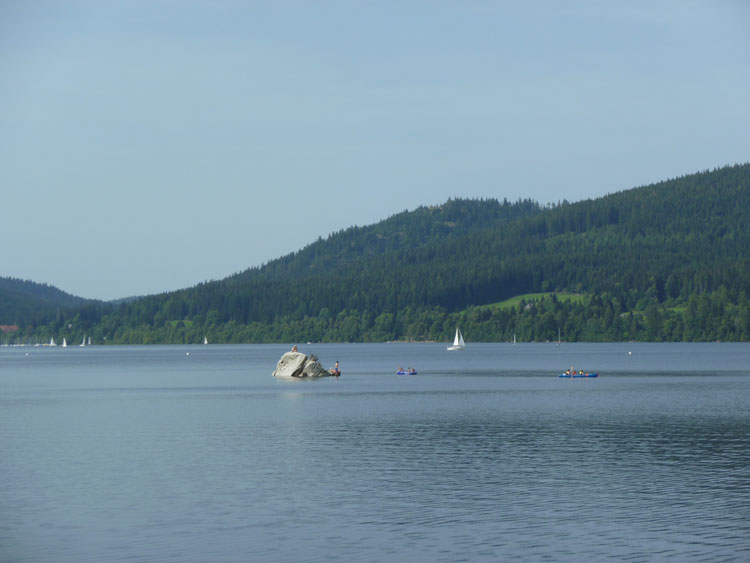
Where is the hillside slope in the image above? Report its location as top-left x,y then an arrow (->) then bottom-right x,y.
143,164 -> 750,321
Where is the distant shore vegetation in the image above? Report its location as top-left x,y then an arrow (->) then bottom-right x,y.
6,289 -> 750,345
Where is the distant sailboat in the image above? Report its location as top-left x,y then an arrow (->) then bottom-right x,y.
447,328 -> 466,351
203,336 -> 208,345
49,337 -> 56,347
88,336 -> 91,345
62,338 -> 67,348
513,332 -> 516,345
80,335 -> 86,347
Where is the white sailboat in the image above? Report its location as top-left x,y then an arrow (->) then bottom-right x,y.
203,336 -> 208,345
62,338 -> 67,348
80,335 -> 86,347
49,337 -> 56,347
88,336 -> 91,345
447,328 -> 466,351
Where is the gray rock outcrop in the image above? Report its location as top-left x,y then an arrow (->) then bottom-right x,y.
272,351 -> 333,379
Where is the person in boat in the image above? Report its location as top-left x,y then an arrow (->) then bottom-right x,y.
565,368 -> 571,375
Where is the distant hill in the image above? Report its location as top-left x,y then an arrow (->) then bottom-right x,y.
0,277 -> 93,325
7,164 -> 750,343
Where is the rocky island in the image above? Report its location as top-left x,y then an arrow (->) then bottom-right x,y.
272,350 -> 338,379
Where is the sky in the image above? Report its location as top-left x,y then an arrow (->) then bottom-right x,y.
1,1 -> 749,301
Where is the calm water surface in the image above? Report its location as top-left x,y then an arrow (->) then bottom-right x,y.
1,343 -> 749,562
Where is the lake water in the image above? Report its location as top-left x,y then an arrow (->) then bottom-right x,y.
2,342 -> 749,562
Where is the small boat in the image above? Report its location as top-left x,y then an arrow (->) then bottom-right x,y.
62,338 -> 67,348
203,336 -> 208,345
396,368 -> 417,375
559,372 -> 598,378
80,335 -> 86,347
447,328 -> 465,351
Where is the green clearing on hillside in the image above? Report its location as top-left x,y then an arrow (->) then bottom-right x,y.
484,292 -> 586,311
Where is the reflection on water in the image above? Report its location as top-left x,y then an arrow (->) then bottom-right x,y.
1,343 -> 749,562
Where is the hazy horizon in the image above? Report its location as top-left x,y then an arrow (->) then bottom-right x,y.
2,1 -> 749,300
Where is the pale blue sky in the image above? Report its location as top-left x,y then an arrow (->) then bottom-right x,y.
2,1 -> 749,300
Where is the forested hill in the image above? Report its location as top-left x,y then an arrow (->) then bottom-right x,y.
0,277 -> 92,325
230,197 -> 543,283
6,163 -> 750,343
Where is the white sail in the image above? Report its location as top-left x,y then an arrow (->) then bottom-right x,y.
447,328 -> 466,351
203,336 -> 208,345
62,338 -> 67,348
50,337 -> 56,347
80,335 -> 86,347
